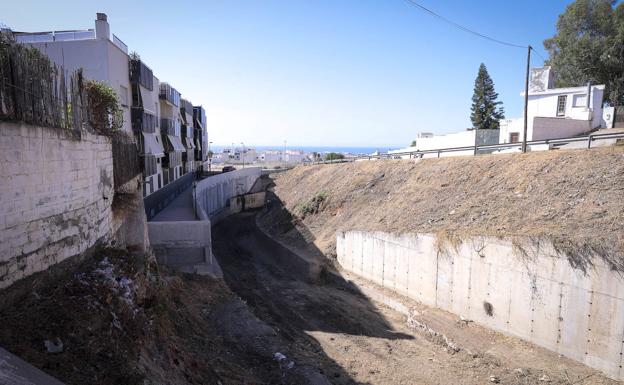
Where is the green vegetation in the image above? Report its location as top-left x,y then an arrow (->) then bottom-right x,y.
295,191 -> 328,219
324,152 -> 345,162
544,0 -> 624,105
470,63 -> 504,130
85,80 -> 123,136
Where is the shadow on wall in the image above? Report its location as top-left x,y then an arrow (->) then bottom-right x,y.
211,177 -> 413,384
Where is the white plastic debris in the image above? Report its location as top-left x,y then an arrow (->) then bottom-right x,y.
44,338 -> 63,353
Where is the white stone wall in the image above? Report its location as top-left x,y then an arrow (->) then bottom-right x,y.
0,122 -> 115,289
337,230 -> 624,381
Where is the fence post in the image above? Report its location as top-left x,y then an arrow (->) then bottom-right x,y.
587,135 -> 592,149
437,150 -> 441,158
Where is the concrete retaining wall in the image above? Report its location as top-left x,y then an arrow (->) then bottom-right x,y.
0,122 -> 116,289
337,230 -> 624,381
148,221 -> 212,267
195,167 -> 262,221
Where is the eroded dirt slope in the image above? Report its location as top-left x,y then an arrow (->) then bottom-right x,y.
0,249 -> 314,384
270,147 -> 624,261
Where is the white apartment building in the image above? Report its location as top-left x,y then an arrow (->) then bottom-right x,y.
180,98 -> 196,174
129,58 -> 165,196
15,13 -> 133,135
499,67 -> 605,144
159,82 -> 185,184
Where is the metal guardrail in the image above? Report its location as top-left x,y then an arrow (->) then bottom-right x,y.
312,132 -> 624,164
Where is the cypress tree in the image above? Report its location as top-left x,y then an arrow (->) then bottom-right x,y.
470,63 -> 504,130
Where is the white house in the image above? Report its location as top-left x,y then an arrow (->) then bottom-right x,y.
499,67 -> 605,144
389,129 -> 500,159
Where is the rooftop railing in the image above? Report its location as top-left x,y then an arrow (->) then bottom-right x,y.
15,30 -> 95,43
112,34 -> 128,53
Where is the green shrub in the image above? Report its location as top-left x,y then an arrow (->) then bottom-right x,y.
296,191 -> 328,218
85,80 -> 123,136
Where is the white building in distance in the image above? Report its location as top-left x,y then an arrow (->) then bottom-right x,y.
499,67 -> 605,144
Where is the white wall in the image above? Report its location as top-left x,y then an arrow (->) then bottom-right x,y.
194,167 -> 262,220
26,39 -> 132,135
500,86 -> 605,143
337,230 -> 624,381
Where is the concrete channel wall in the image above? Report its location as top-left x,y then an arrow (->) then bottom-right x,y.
336,230 -> 624,381
194,167 -> 262,222
149,168 -> 262,273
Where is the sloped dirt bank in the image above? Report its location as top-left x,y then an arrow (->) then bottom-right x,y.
214,210 -> 618,385
0,248 -> 317,384
270,147 -> 624,269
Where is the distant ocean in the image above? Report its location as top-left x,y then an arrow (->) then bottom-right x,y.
211,145 -> 398,155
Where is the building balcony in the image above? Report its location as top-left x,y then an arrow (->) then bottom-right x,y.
160,118 -> 180,136
159,83 -> 180,107
129,59 -> 154,91
131,108 -> 157,133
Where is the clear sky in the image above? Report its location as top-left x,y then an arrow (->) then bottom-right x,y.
1,1 -> 574,147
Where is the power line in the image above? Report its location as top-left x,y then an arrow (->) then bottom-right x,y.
402,0 -> 527,49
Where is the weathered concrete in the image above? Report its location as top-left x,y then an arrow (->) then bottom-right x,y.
150,186 -> 196,222
0,122 -> 115,289
0,347 -> 65,385
148,168 -> 262,276
194,167 -> 262,222
230,192 -> 266,214
336,230 -> 624,381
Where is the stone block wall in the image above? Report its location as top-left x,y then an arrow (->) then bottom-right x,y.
0,122 -> 115,289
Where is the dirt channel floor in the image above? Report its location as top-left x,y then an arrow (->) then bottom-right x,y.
212,211 -> 620,385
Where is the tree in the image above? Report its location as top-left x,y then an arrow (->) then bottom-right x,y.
470,63 -> 504,130
410,140 -> 417,147
324,152 -> 345,162
544,0 -> 624,105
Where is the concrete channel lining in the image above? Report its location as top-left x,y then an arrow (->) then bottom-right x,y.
336,230 -> 624,381
148,168 -> 263,274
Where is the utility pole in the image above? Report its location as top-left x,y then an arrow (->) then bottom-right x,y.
522,45 -> 531,153
240,141 -> 245,169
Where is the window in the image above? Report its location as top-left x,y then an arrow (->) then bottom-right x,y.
572,94 -> 587,108
119,85 -> 128,107
509,132 -> 520,143
556,95 -> 567,116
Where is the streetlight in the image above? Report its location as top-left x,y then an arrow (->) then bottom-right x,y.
240,141 -> 245,169
208,141 -> 213,172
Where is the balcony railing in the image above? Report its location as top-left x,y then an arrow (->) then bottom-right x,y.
131,108 -> 157,133
129,59 -> 154,91
180,98 -> 193,116
159,83 -> 180,107
160,118 -> 180,136
112,34 -> 128,53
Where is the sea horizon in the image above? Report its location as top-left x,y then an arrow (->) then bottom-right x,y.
210,145 -> 402,155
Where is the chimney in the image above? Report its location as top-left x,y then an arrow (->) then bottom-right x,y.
95,13 -> 110,40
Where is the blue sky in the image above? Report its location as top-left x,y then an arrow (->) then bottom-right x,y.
1,1 -> 574,147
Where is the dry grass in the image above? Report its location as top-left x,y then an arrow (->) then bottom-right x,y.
271,147 -> 624,268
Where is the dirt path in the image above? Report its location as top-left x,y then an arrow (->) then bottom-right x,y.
212,212 -> 619,385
